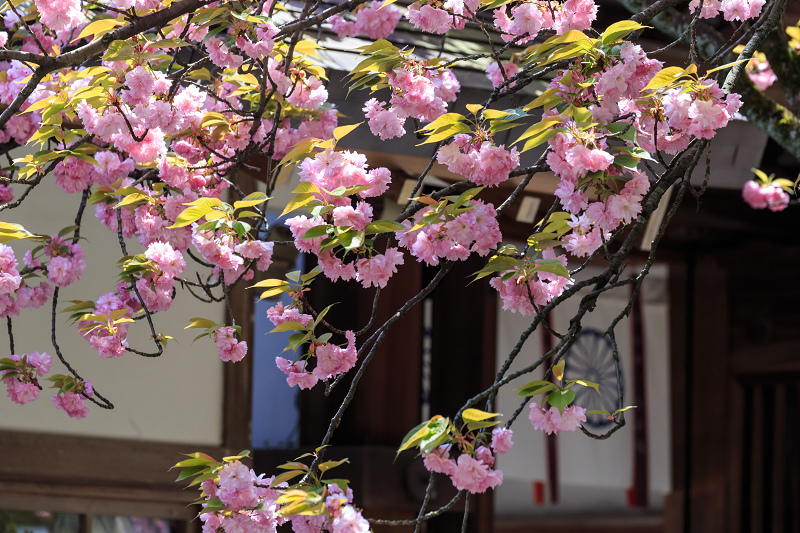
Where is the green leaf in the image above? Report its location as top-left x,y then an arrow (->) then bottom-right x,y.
76,18 -> 122,42
281,193 -> 317,217
248,278 -> 290,289
114,193 -> 150,209
513,380 -> 556,397
258,286 -> 292,300
175,465 -> 211,482
233,192 -> 270,210
534,258 -> 570,278
185,318 -> 217,330
642,66 -> 686,91
333,123 -> 361,142
614,154 -> 640,169
419,416 -> 451,454
705,57 -> 750,75
514,117 -> 561,145
419,113 -> 466,132
364,220 -> 408,234
337,230 -> 364,251
471,254 -> 519,282
277,461 -> 310,471
397,418 -> 435,456
270,321 -> 308,333
103,40 -> 136,61
601,20 -> 647,45
169,205 -> 215,228
546,389 -> 576,413
526,31 -> 590,60
524,88 -> 563,111
147,37 -> 191,49
302,224 -> 331,240
453,187 -> 484,209
566,379 -> 601,395
462,408 -> 501,431
271,470 -> 305,486
419,122 -> 471,145
552,360 -> 565,382
318,458 -> 349,472
489,120 -> 523,134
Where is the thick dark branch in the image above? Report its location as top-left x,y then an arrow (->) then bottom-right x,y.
275,0 -> 368,38
631,0 -> 689,24
722,0 -> 790,92
0,50 -> 49,64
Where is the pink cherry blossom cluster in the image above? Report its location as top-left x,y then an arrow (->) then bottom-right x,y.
655,80 -> 743,143
486,61 -> 519,89
540,42 -> 742,258
742,180 -> 790,211
193,231 -> 274,286
2,352 -> 51,404
0,243 -> 22,300
746,57 -> 777,91
297,149 -> 393,199
40,235 -> 87,288
395,199 -> 502,265
130,189 -> 202,250
52,379 -> 93,419
688,0 -> 764,21
274,329 -> 357,390
529,403 -> 586,435
254,109 -> 339,161
548,132 -> 651,257
436,133 -> 520,187
423,429 -> 513,494
54,153 -> 135,194
315,244 -> 405,288
267,301 -> 313,329
406,0 -> 481,34
490,249 -> 572,315
362,64 -> 460,140
330,2 -> 402,40
80,288 -> 139,358
0,61 -> 39,145
33,0 -> 83,33
0,183 -> 13,205
549,40 -> 736,153
197,458 -> 370,533
285,201 -> 405,288
238,23 -> 280,60
199,460 -> 283,533
2,12 -> 64,54
115,241 -> 191,314
215,326 -> 248,363
2,246 -> 55,319
287,484 -> 370,533
266,57 -> 328,111
493,0 -> 598,44
572,43 -> 663,126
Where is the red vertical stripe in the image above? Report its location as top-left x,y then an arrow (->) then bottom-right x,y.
533,480 -> 546,505
540,316 -> 559,504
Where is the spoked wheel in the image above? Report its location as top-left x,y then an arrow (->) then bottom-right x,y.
563,329 -> 623,430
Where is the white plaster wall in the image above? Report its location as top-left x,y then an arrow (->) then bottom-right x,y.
494,264 -> 671,516
0,176 -> 224,445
